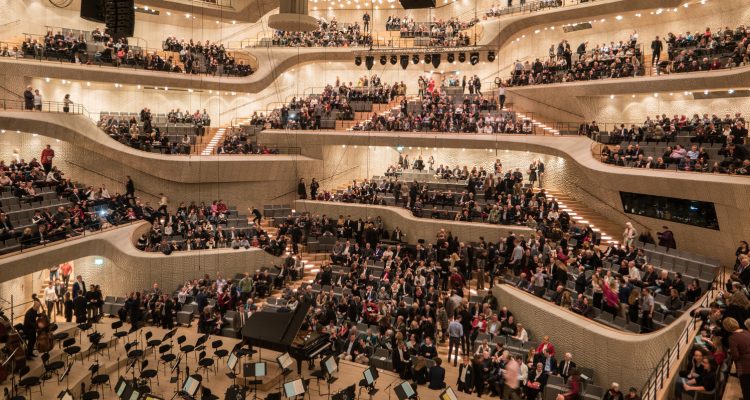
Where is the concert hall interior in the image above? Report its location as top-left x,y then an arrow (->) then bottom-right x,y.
1,0 -> 750,399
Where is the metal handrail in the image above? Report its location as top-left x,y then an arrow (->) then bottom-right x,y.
0,98 -> 90,118
640,267 -> 724,399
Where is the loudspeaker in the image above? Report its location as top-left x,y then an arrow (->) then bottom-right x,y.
400,55 -> 409,69
365,56 -> 374,70
431,53 -> 440,69
398,0 -> 436,9
379,55 -> 387,65
104,0 -> 135,40
81,0 -> 105,23
354,56 -> 362,66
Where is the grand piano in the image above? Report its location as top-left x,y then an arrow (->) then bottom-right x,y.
241,303 -> 331,373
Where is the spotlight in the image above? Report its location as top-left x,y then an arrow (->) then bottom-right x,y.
400,55 -> 409,70
447,53 -> 455,63
458,52 -> 466,63
390,55 -> 397,65
365,55 -> 374,70
379,55 -> 387,65
355,56 -> 362,66
431,53 -> 441,69
487,51 -> 496,62
424,54 -> 432,64
470,52 -> 480,65
412,54 -> 419,64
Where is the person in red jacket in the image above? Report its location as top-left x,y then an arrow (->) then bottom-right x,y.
41,144 -> 54,173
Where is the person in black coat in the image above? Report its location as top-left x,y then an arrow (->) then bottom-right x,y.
457,356 -> 473,393
428,357 -> 446,390
162,296 -> 174,329
22,302 -> 41,358
524,362 -> 548,400
23,86 -> 34,110
297,178 -> 307,199
63,292 -> 73,323
73,293 -> 88,324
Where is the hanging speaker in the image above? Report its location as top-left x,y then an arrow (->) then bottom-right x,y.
355,56 -> 362,66
458,52 -> 466,63
400,55 -> 409,70
470,52 -> 480,65
488,51 -> 496,62
412,54 -> 419,65
380,55 -> 387,65
81,0 -> 106,23
447,53 -> 455,63
104,0 -> 135,40
431,53 -> 441,69
365,55 -> 374,70
424,54 -> 431,65
390,55 -> 397,65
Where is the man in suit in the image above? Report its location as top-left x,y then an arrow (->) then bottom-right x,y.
457,356 -> 473,393
558,352 -> 577,382
23,302 -> 41,358
533,348 -> 558,375
72,275 -> 86,299
428,357 -> 446,390
651,36 -> 663,65
340,333 -> 361,361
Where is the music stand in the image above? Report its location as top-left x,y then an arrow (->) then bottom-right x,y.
393,381 -> 417,400
143,395 -> 165,400
226,352 -> 239,385
161,328 -> 178,344
276,352 -> 294,375
283,379 -> 306,399
115,376 -> 129,398
322,356 -> 338,383
56,389 -> 74,400
181,375 -> 201,398
439,387 -> 459,400
243,362 -> 266,400
359,366 -> 379,397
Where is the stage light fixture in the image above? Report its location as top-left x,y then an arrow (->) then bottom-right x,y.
390,55 -> 397,65
379,55 -> 387,65
458,52 -> 466,63
412,54 -> 420,64
470,52 -> 480,65
355,56 -> 362,66
488,51 -> 496,62
447,53 -> 455,63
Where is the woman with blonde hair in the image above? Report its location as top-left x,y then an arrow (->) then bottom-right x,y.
622,222 -> 637,247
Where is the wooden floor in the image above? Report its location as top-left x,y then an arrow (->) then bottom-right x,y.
0,316 -> 480,400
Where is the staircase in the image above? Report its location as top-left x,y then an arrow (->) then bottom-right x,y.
543,188 -> 620,245
198,126 -> 226,155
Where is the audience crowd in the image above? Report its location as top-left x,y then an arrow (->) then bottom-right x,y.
270,18 -> 372,47
385,16 -> 479,47
162,37 -> 253,76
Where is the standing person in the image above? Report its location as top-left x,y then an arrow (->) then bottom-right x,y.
23,86 -> 34,110
498,82 -> 507,110
63,94 -> 72,113
657,226 -> 676,249
125,175 -> 135,202
505,356 -> 521,399
725,317 -> 750,400
63,292 -> 73,322
474,75 -> 482,96
250,206 -> 262,225
60,262 -> 72,288
33,89 -> 42,111
622,222 -> 637,247
461,75 -> 466,94
72,274 -> 86,299
54,279 -> 66,316
651,36 -> 663,66
40,144 -> 55,173
23,302 -> 40,358
537,159 -> 545,188
157,193 -> 168,215
309,178 -> 320,199
298,178 -> 307,199
447,315 -> 463,366
362,12 -> 370,31
43,281 -> 58,320
640,288 -> 654,333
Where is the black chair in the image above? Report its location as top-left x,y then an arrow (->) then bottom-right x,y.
196,351 -> 215,380
111,321 -> 128,347
82,391 -> 100,400
140,360 -> 159,387
178,335 -> 195,362
211,340 -> 228,364
90,363 -> 111,395
145,331 -> 162,360
63,341 -> 83,365
201,387 -> 219,400
158,344 -> 176,374
53,331 -> 69,350
17,366 -> 42,399
41,352 -> 65,381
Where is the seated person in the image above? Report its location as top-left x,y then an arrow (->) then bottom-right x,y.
427,357 -> 446,390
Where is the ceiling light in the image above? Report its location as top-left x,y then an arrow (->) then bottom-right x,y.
615,15 -> 623,20
609,95 -> 614,99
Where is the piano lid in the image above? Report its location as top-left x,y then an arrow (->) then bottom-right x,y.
242,303 -> 311,347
